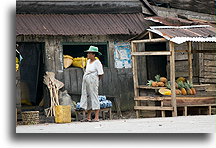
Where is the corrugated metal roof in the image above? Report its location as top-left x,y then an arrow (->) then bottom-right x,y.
145,16 -> 215,27
147,25 -> 216,44
16,14 -> 154,36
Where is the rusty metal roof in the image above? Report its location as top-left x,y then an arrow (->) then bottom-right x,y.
145,16 -> 216,27
16,14 -> 154,36
147,25 -> 216,44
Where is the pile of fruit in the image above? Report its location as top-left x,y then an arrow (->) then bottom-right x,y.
173,77 -> 196,95
147,75 -> 196,95
147,75 -> 167,87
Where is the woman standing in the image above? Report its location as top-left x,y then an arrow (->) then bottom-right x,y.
80,46 -> 104,122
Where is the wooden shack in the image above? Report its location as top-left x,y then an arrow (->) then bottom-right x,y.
131,25 -> 216,118
16,0 -> 157,112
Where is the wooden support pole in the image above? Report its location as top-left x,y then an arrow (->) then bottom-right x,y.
148,31 -> 153,39
131,42 -> 140,118
208,106 -> 211,115
184,106 -> 187,116
187,42 -> 193,83
169,41 -> 177,117
161,101 -> 165,117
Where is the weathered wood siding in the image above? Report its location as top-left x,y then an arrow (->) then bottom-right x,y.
166,42 -> 200,83
16,35 -> 135,111
152,0 -> 214,15
64,68 -> 134,111
199,43 -> 216,84
166,42 -> 216,85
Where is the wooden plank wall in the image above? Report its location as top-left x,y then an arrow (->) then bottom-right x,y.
166,42 -> 216,85
199,43 -> 216,84
63,67 -> 134,111
153,0 -> 214,15
167,42 -> 199,83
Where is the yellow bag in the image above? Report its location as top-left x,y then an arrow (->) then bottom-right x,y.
72,57 -> 87,68
63,55 -> 73,68
55,105 -> 71,123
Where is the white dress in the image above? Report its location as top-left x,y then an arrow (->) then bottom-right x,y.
80,59 -> 104,110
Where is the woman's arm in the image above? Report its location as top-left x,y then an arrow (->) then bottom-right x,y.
98,75 -> 103,80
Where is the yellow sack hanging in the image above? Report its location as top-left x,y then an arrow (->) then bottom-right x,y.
63,55 -> 73,68
55,105 -> 71,123
16,57 -> 19,71
72,57 -> 87,68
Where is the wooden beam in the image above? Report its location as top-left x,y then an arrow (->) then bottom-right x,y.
148,31 -> 153,39
187,42 -> 193,83
169,41 -> 177,117
131,51 -> 171,56
132,38 -> 166,43
134,96 -> 164,101
134,106 -> 173,111
171,50 -> 215,53
131,42 -> 140,118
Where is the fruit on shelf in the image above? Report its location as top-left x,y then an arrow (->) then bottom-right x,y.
178,81 -> 187,95
159,88 -> 171,95
157,82 -> 165,87
184,82 -> 193,95
160,77 -> 167,83
176,77 -> 186,83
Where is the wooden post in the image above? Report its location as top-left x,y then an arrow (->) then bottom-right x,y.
132,42 -> 140,118
208,106 -> 211,115
187,42 -> 193,83
161,100 -> 165,117
184,106 -> 187,116
148,31 -> 153,39
169,41 -> 177,117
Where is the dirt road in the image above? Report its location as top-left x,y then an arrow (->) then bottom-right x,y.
16,115 -> 216,133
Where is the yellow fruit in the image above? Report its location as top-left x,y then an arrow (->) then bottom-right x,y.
176,77 -> 186,83
160,77 -> 167,83
152,81 -> 158,87
159,88 -> 171,95
191,88 -> 196,95
164,91 -> 171,95
157,82 -> 165,87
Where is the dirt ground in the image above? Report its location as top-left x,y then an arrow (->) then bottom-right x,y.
16,115 -> 216,133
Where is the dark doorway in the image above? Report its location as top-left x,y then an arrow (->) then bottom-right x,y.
63,43 -> 108,67
17,42 -> 45,106
145,42 -> 167,80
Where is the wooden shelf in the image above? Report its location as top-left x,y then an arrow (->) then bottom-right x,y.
137,85 -> 166,90
134,106 -> 173,111
134,96 -> 164,101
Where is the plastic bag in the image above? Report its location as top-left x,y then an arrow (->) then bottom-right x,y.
63,55 -> 73,68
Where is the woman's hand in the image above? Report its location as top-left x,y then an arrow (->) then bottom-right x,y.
98,75 -> 103,80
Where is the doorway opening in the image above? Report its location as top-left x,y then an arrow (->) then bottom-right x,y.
63,43 -> 108,67
145,42 -> 167,80
17,42 -> 45,107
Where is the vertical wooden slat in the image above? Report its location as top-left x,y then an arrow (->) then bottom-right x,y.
70,68 -> 78,93
198,42 -> 204,83
148,31 -> 153,39
132,42 -> 140,118
169,41 -> 177,117
187,42 -> 193,83
184,106 -> 187,116
208,106 -> 211,115
161,100 -> 165,117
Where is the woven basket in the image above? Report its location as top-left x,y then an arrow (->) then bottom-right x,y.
22,111 -> 39,125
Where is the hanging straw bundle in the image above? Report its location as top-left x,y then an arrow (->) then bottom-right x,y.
43,72 -> 64,117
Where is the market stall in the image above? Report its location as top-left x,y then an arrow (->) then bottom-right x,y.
131,25 -> 216,118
